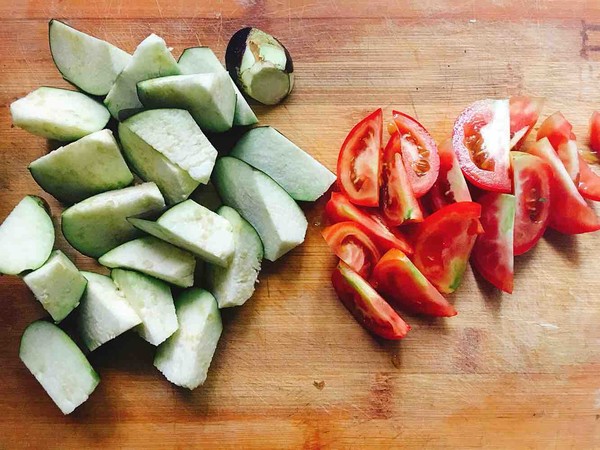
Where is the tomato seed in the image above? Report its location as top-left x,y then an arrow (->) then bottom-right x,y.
387,122 -> 397,136
526,188 -> 543,222
413,158 -> 430,176
465,134 -> 495,171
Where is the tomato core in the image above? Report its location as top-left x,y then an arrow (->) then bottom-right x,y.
524,186 -> 545,223
349,129 -> 377,191
401,133 -> 431,177
340,236 -> 367,270
464,118 -> 495,171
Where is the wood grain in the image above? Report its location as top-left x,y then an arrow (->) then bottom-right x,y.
1,1 -> 600,448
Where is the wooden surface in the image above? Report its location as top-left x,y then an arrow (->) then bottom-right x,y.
2,1 -> 600,448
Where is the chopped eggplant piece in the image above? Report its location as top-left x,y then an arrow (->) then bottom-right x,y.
225,27 -> 294,105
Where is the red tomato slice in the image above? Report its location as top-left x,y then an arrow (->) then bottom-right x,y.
322,221 -> 382,278
509,96 -> 544,149
527,138 -> 600,234
590,111 -> 600,155
381,132 -> 423,226
427,139 -> 472,211
452,99 -> 511,193
331,262 -> 410,340
536,111 -> 576,149
556,140 -> 580,184
370,249 -> 457,317
325,192 -> 413,255
534,111 -> 579,183
412,202 -> 482,294
510,152 -> 552,256
337,109 -> 382,207
471,193 -> 515,294
578,155 -> 600,201
392,111 -> 440,197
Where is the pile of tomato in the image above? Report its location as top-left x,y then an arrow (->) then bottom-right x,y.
322,98 -> 600,340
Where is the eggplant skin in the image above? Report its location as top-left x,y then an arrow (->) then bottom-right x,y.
226,27 -> 294,76
30,195 -> 52,216
283,44 -> 294,74
225,27 -> 252,80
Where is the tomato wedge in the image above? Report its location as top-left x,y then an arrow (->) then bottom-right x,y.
381,132 -> 423,225
510,152 -> 552,256
535,111 -> 579,183
536,111 -> 576,149
337,109 -> 382,207
428,139 -> 472,211
322,222 -> 382,278
370,249 -> 457,317
578,155 -> 600,201
325,192 -> 413,255
509,96 -> 544,150
590,111 -> 600,155
452,99 -> 511,193
471,193 -> 515,294
331,262 -> 410,340
527,138 -> 600,234
556,139 -> 580,184
412,202 -> 482,294
392,111 -> 440,197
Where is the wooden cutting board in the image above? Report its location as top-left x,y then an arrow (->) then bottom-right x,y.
1,1 -> 600,448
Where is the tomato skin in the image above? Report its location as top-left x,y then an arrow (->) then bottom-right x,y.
412,202 -> 482,294
536,111 -> 576,149
392,111 -> 440,197
527,138 -> 600,234
370,249 -> 457,317
578,155 -> 600,201
381,132 -> 423,226
322,221 -> 382,278
589,111 -> 600,155
509,96 -> 544,150
337,109 -> 383,207
428,139 -> 472,211
471,193 -> 516,294
452,99 -> 511,193
325,192 -> 413,255
510,152 -> 552,256
331,262 -> 410,340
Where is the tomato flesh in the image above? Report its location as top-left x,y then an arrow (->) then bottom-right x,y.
509,96 -> 544,149
428,139 -> 472,211
535,111 -> 580,183
536,111 -> 576,149
510,152 -> 552,256
578,155 -> 600,201
412,202 -> 482,294
325,192 -> 413,255
590,111 -> 600,155
331,262 -> 410,340
370,249 -> 457,317
322,221 -> 382,278
535,111 -> 580,184
392,111 -> 440,197
452,99 -> 511,193
381,132 -> 423,226
527,138 -> 600,234
471,193 -> 516,294
556,140 -> 580,184
337,109 -> 382,207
